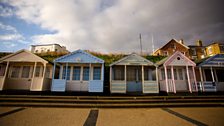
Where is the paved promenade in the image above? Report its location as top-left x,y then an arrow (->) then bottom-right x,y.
0,107 -> 223,126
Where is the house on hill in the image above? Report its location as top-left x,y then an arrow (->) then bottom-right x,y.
188,40 -> 206,61
0,49 -> 53,91
152,39 -> 190,58
205,42 -> 224,57
30,44 -> 69,54
109,53 -> 159,94
156,51 -> 197,93
51,49 -> 105,92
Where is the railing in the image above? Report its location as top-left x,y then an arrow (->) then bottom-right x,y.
51,79 -> 66,92
203,81 -> 217,92
143,81 -> 158,93
111,80 -> 126,93
197,81 -> 216,92
89,80 -> 103,92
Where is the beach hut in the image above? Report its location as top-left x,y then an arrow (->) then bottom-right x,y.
110,53 -> 159,94
51,50 -> 104,92
156,51 -> 197,93
197,54 -> 224,92
0,49 -> 53,91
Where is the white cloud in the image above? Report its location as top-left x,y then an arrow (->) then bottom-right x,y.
0,34 -> 23,41
0,22 -> 17,33
0,23 -> 25,43
5,0 -> 224,53
2,41 -> 16,48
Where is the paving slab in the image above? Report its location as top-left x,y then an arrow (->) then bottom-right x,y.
0,108 -> 90,126
170,107 -> 224,126
97,108 -> 193,126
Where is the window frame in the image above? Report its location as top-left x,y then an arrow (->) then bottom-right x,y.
72,66 -> 81,81
93,67 -> 101,80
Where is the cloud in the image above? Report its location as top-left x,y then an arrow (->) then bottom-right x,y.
2,41 -> 16,48
0,4 -> 14,17
4,0 -> 224,53
0,34 -> 23,40
0,22 -> 24,42
0,22 -> 17,33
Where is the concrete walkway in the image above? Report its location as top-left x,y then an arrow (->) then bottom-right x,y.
0,107 -> 223,126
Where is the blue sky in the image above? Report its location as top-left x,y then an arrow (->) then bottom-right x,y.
0,0 -> 224,53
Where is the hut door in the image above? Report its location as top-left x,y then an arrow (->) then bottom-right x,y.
126,66 -> 142,92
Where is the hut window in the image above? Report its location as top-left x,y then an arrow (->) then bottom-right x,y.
21,66 -> 31,78
167,69 -> 171,79
204,69 -> 212,81
144,67 -> 156,81
174,69 -> 178,80
62,66 -> 71,80
93,67 -> 101,80
163,51 -> 168,56
45,67 -> 51,78
83,67 -> 89,81
178,69 -> 183,80
161,69 -> 165,80
216,69 -> 224,82
72,66 -> 81,80
113,66 -> 124,80
144,67 -> 150,80
11,66 -> 21,78
0,65 -> 5,76
35,66 -> 41,77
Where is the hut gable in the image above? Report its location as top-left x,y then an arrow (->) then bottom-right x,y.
54,49 -> 104,63
157,51 -> 195,66
0,49 -> 48,63
110,53 -> 154,66
199,54 -> 224,67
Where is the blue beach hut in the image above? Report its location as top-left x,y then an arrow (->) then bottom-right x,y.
197,54 -> 224,92
51,50 -> 104,92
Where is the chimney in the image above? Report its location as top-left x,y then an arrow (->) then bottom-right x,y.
196,40 -> 203,46
179,39 -> 184,44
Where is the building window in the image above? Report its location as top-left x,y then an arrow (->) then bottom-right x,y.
113,66 -> 124,80
62,66 -> 71,80
163,51 -> 168,56
35,50 -> 38,53
93,67 -> 101,80
220,45 -> 224,53
181,52 -> 185,55
11,66 -> 21,78
171,44 -> 176,49
55,49 -> 58,52
207,47 -> 212,55
21,66 -> 31,78
35,66 -> 41,77
192,48 -> 196,55
83,67 -> 89,81
72,66 -> 81,80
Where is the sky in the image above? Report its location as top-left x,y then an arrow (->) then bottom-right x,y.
0,0 -> 224,53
